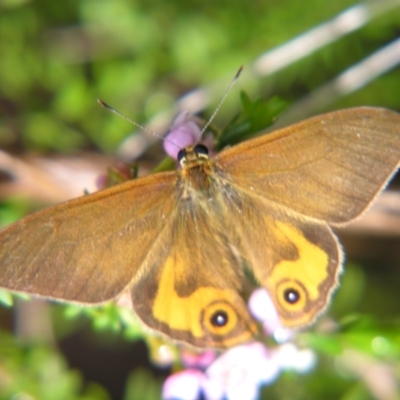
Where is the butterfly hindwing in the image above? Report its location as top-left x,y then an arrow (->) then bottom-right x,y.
208,181 -> 342,328
130,192 -> 258,348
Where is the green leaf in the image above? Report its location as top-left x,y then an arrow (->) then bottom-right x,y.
216,91 -> 287,150
123,368 -> 163,400
0,289 -> 14,307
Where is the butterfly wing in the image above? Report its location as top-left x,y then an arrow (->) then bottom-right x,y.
0,167 -> 258,348
213,107 -> 400,327
0,172 -> 178,303
221,189 -> 342,327
216,107 -> 400,224
130,194 -> 258,348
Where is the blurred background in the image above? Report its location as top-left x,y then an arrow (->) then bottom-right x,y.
0,0 -> 399,399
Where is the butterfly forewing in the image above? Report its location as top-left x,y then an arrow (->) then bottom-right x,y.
216,107 -> 400,224
0,172 -> 177,303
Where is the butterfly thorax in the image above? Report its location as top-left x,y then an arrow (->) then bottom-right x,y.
177,144 -> 217,197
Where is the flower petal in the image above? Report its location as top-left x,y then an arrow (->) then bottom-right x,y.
206,342 -> 280,400
164,112 -> 201,159
163,369 -> 204,400
248,289 -> 293,342
181,349 -> 217,369
274,343 -> 317,373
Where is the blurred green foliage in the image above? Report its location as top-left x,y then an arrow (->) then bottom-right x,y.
0,331 -> 110,400
1,0 -> 399,153
0,0 -> 400,399
216,92 -> 287,149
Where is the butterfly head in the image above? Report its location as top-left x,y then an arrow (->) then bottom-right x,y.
178,144 -> 210,169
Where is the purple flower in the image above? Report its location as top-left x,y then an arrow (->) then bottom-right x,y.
162,340 -> 316,400
162,342 -> 280,400
273,343 -> 317,374
203,342 -> 280,400
248,288 -> 293,343
181,349 -> 217,369
163,112 -> 214,160
163,369 -> 206,400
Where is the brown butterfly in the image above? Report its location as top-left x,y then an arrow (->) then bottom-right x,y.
1,107 -> 400,349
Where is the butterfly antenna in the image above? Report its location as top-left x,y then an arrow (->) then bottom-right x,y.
199,65 -> 243,138
97,99 -> 180,151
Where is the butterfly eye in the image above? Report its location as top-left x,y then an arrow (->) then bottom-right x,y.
177,148 -> 187,163
194,144 -> 209,156
283,288 -> 300,304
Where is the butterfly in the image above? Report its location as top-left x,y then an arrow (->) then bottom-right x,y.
0,106 -> 399,349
